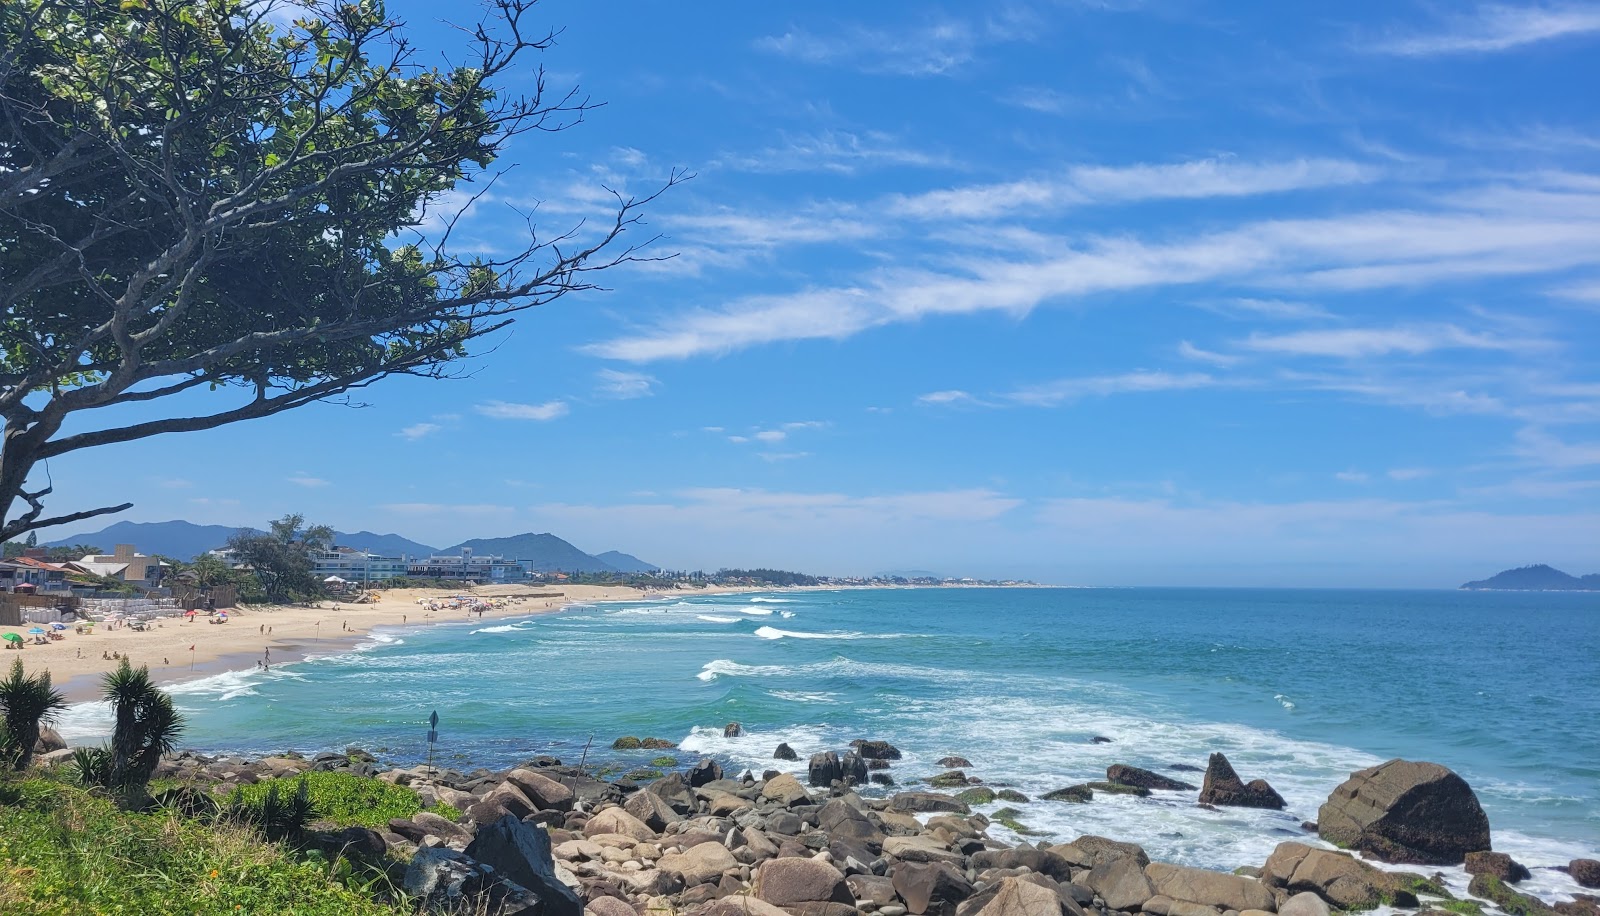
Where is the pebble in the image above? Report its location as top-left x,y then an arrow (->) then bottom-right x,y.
880,906 -> 907,916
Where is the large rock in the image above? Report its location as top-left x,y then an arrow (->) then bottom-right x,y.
624,790 -> 680,833
1261,842 -> 1419,911
774,742 -> 799,761
647,771 -> 695,812
1277,892 -> 1330,916
582,807 -> 655,842
975,876 -> 1069,916
1050,837 -> 1149,870
853,740 -> 903,761
587,897 -> 638,916
809,751 -> 844,787
1317,759 -> 1490,865
818,798 -> 884,848
761,772 -> 810,807
883,835 -> 965,865
33,726 -> 67,754
971,848 -> 1076,883
1572,860 -> 1600,889
840,752 -> 869,786
658,842 -> 738,886
1086,853 -> 1155,911
404,847 -> 544,916
692,899 -> 792,916
1106,765 -> 1195,792
895,862 -> 976,916
688,757 -> 723,788
1199,753 -> 1286,810
1469,875 -> 1558,916
1466,851 -> 1531,884
506,768 -> 576,811
470,782 -> 539,823
1144,862 -> 1274,912
752,857 -> 854,909
889,792 -> 970,814
465,815 -> 584,916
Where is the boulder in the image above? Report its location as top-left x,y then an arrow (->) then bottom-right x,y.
692,898 -> 793,916
1086,853 -> 1155,911
840,752 -> 869,786
464,815 -> 584,916
850,874 -> 899,908
1260,842 -> 1418,911
752,857 -> 855,909
809,751 -> 844,787
1106,765 -> 1195,792
403,847 -> 543,915
412,810 -> 473,844
582,807 -> 655,842
1144,862 -> 1274,912
1466,851 -> 1531,884
724,722 -> 744,738
774,743 -> 799,761
1199,753 -> 1286,810
929,770 -> 971,788
818,798 -> 885,848
33,726 -> 67,754
688,757 -> 723,788
1572,860 -> 1600,889
883,835 -> 965,865
761,772 -> 810,807
1317,759 -> 1490,864
612,737 -> 643,750
658,842 -> 738,886
889,792 -> 970,815
624,789 -> 680,832
853,740 -> 903,761
647,771 -> 696,812
938,756 -> 974,768
1050,836 -> 1149,870
974,876 -> 1069,916
1277,892 -> 1330,916
895,862 -> 976,916
970,848 -> 1076,883
470,782 -> 539,823
507,768 -> 576,811
1469,875 -> 1558,916
1042,785 -> 1093,803
588,898 -> 639,916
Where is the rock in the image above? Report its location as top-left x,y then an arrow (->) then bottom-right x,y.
693,898 -> 793,916
971,849 -> 1076,884
957,787 -> 997,806
1467,851 -> 1531,884
1050,837 -> 1150,870
851,873 -> 899,907
464,815 -> 584,916
1261,842 -> 1421,911
689,757 -> 723,788
647,771 -> 696,812
810,751 -> 844,787
1087,854 -> 1156,911
1277,891 -> 1330,916
1469,875 -> 1558,916
883,835 -> 965,866
938,756 -> 974,768
929,770 -> 971,788
1086,782 -> 1150,798
872,773 -> 897,787
774,743 -> 799,761
1555,899 -> 1600,916
724,722 -> 744,738
413,810 -> 473,844
33,726 -> 66,754
819,798 -> 885,847
639,738 -> 675,750
995,789 -> 1029,803
613,737 -> 643,750
404,847 -> 544,915
659,842 -> 738,886
1042,785 -> 1093,803
470,782 -> 540,823
1199,754 -> 1286,810
582,808 -> 656,842
762,772 -> 811,807
1317,759 -> 1490,865
1106,765 -> 1196,792
507,768 -> 576,811
853,740 -> 904,761
37,747 -> 75,768
1144,863 -> 1274,912
976,876 -> 1069,916
1572,860 -> 1600,889
841,752 -> 869,786
624,789 -> 680,832
895,862 -> 976,916
588,898 -> 638,916
889,792 -> 971,815
753,857 -> 855,909
1092,737 -> 1113,744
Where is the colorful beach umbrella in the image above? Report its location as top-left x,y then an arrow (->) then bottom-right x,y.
27,627 -> 45,634
1,633 -> 20,643
50,623 -> 67,630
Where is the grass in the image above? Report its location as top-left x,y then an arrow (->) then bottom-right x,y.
650,756 -> 679,767
228,771 -> 453,829
0,776 -> 406,915
1436,901 -> 1484,916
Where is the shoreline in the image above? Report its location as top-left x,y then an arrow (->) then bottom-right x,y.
27,582 -> 799,703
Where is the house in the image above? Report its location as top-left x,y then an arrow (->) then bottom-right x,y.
312,547 -> 409,583
67,544 -> 168,586
4,554 -> 73,592
407,548 -> 527,583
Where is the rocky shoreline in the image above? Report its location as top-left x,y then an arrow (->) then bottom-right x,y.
44,733 -> 1598,916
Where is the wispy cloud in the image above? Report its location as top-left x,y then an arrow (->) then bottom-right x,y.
1388,468 -> 1434,480
1514,427 -> 1600,468
594,369 -> 659,400
1005,372 -> 1218,407
287,474 -> 329,488
1335,470 -> 1371,483
380,503 -> 515,516
918,390 -> 987,407
1241,324 -> 1540,358
475,400 -> 570,421
715,130 -> 954,175
398,422 -> 442,441
1178,341 -> 1241,366
757,20 -> 986,76
1373,4 -> 1600,56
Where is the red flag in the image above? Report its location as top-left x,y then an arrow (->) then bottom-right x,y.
189,644 -> 195,651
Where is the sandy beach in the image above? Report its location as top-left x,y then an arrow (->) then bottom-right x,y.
1,583 -> 768,701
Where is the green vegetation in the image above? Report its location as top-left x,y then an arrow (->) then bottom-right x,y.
0,660 -> 65,771
1087,781 -> 1151,797
989,806 -> 1046,836
0,776 -> 405,915
714,568 -> 820,587
996,789 -> 1030,803
1436,901 -> 1484,916
624,768 -> 664,781
227,515 -> 336,604
651,756 -> 680,767
229,771 -> 449,829
101,659 -> 184,806
956,787 -> 997,805
612,737 -> 643,750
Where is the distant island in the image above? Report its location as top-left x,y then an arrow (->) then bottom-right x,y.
1460,564 -> 1600,591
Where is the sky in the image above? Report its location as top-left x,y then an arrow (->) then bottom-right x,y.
34,0 -> 1600,586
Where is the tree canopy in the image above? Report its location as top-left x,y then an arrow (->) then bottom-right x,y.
225,512 -> 331,602
0,0 -> 675,541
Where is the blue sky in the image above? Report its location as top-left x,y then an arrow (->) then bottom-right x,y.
39,0 -> 1600,586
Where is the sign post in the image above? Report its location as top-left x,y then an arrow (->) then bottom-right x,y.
426,710 -> 439,775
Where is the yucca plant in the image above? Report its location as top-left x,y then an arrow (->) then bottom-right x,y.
102,659 -> 185,807
0,658 -> 66,770
231,776 -> 318,843
69,746 -> 115,789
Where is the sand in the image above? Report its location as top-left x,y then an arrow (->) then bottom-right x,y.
0,583 -> 766,701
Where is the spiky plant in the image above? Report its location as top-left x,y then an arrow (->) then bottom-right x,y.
102,659 -> 185,806
0,658 -> 66,770
69,746 -> 114,789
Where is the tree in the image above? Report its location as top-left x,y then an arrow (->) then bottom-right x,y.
103,658 -> 184,806
0,0 -> 679,542
226,512 -> 328,602
0,658 -> 66,770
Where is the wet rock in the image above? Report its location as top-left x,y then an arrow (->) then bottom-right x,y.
1469,875 -> 1558,916
724,723 -> 744,738
1106,765 -> 1196,792
957,787 -> 998,806
465,814 -> 584,916
1086,855 -> 1155,912
895,862 -> 976,916
872,773 -> 897,786
1086,781 -> 1150,798
929,770 -> 971,788
889,792 -> 971,815
1318,759 -> 1490,865
1199,753 -> 1286,810
774,743 -> 799,761
841,752 -> 870,786
1572,860 -> 1600,889
1261,841 -> 1424,911
853,740 -> 904,761
1145,862 -> 1274,913
938,756 -> 974,768
996,789 -> 1030,803
1042,785 -> 1093,803
1466,851 -> 1531,884
688,757 -> 723,789
613,737 -> 643,750
810,751 -> 844,787
1091,737 -> 1113,744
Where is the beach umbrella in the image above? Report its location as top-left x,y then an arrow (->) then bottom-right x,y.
1,633 -> 20,644
28,627 -> 45,634
50,623 -> 67,630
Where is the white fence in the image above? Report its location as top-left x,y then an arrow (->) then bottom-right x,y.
79,597 -> 185,621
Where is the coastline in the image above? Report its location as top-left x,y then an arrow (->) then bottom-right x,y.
23,582 -> 788,703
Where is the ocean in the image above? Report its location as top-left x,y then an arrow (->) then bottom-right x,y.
57,586 -> 1599,896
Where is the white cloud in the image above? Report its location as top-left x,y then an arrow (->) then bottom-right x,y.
158,478 -> 194,489
475,400 -> 570,421
918,390 -> 985,406
1514,427 -> 1600,468
757,21 -> 982,76
398,422 -> 442,441
594,369 -> 658,400
1241,325 -> 1540,358
1373,4 -> 1600,56
1387,468 -> 1434,481
1335,470 -> 1371,483
1005,372 -> 1217,407
759,451 -> 810,462
1199,298 -> 1332,321
380,503 -> 516,516
715,130 -> 953,175
287,474 -> 329,488
1178,341 -> 1241,366
753,430 -> 788,443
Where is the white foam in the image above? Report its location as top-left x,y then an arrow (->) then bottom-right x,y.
749,597 -> 793,603
1274,694 -> 1296,710
697,615 -> 741,623
735,606 -> 776,616
471,623 -> 525,634
753,626 -> 913,640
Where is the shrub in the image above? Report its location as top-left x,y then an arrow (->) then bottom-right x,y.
228,771 -> 444,829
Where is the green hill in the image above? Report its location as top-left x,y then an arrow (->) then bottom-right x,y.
1461,564 -> 1600,591
442,532 -> 617,572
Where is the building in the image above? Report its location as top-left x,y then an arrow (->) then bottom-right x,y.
407,548 -> 527,583
67,544 -> 167,586
311,547 -> 409,584
0,555 -> 72,593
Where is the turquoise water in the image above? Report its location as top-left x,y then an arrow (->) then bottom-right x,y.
60,587 -> 1599,888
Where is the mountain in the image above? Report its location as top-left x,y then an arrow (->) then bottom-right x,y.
442,532 -> 617,573
594,550 -> 659,573
1461,564 -> 1600,591
44,520 -> 248,560
45,520 -> 436,561
333,531 -> 438,559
